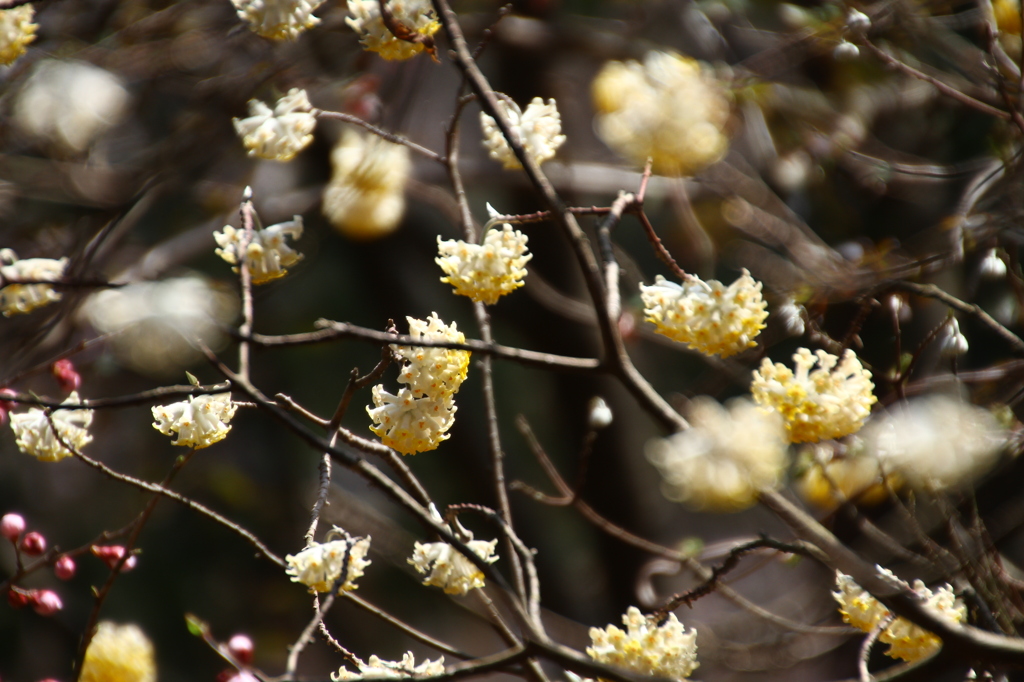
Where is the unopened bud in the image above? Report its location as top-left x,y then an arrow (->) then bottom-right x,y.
51,359 -> 81,393
31,589 -> 62,616
834,40 -> 860,61
54,555 -> 76,581
846,8 -> 870,32
1,513 -> 25,543
0,388 -> 16,426
92,545 -> 137,571
20,531 -> 46,556
7,588 -> 30,609
587,397 -> 613,430
228,633 -> 255,665
980,249 -> 1007,280
940,318 -> 969,358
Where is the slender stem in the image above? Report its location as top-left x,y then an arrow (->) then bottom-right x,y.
315,110 -> 444,163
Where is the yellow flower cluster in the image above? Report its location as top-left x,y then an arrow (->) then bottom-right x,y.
587,607 -> 698,679
231,0 -> 325,40
592,50 -> 730,177
233,88 -> 317,162
80,622 -> 156,682
480,97 -> 566,170
752,348 -> 876,443
639,271 -> 768,358
408,505 -> 498,595
323,128 -> 411,240
436,221 -> 532,305
833,570 -> 967,662
151,393 -> 238,449
10,392 -> 92,462
333,653 -> 445,681
368,314 -> 470,454
0,5 -> 36,66
214,216 -> 304,284
346,0 -> 440,61
0,249 -> 68,317
286,527 -> 371,593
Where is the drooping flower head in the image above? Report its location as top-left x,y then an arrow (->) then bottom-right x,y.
646,397 -> 787,511
10,392 -> 92,462
391,313 -> 471,399
0,5 -> 36,66
592,50 -> 730,176
0,249 -> 68,316
751,348 -> 876,443
367,385 -> 456,455
152,393 -> 238,449
436,209 -> 532,305
480,97 -> 566,170
346,0 -> 440,61
587,607 -> 699,679
214,216 -> 304,284
286,527 -> 371,593
232,0 -> 326,40
80,621 -> 156,682
233,88 -> 317,162
408,505 -> 498,595
333,652 -> 445,681
639,270 -> 768,358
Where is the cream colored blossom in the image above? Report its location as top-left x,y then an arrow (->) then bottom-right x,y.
367,385 -> 456,455
232,0 -> 325,40
409,506 -> 498,595
751,348 -> 876,443
833,570 -> 967,662
863,395 -> 1008,491
0,249 -> 67,316
233,88 -> 316,162
323,128 -> 410,240
286,528 -> 371,593
151,393 -> 237,449
592,51 -> 730,176
0,6 -> 36,66
392,313 -> 471,399
639,270 -> 768,358
214,216 -> 304,284
480,97 -> 566,170
333,652 -> 445,681
80,621 -> 156,682
346,0 -> 440,60
587,607 -> 698,679
436,219 -> 532,305
646,397 -> 787,512
10,392 -> 92,462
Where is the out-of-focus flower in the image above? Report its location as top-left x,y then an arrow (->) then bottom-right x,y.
14,60 -> 129,154
480,97 -> 566,170
151,393 -> 237,449
795,443 -> 893,510
833,569 -> 966,662
233,89 -> 317,162
592,51 -> 730,176
10,392 -> 92,462
323,128 -> 410,240
79,276 -> 238,377
776,299 -> 806,337
409,506 -> 498,595
639,271 -> 768,358
333,652 -> 445,680
588,396 -> 613,430
286,528 -> 371,593
79,621 -> 156,682
214,216 -> 304,284
939,318 -> 969,358
367,386 -> 456,455
392,314 -> 471,399
587,607 -> 698,679
752,348 -> 876,443
646,397 -> 788,511
0,249 -> 67,316
862,395 -> 1008,491
346,0 -> 440,60
980,249 -> 1008,279
231,0 -> 325,40
0,6 -> 36,66
436,219 -> 532,305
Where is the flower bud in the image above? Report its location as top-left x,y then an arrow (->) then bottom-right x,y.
1,513 -> 26,542
7,588 -> 30,609
91,545 -> 137,571
846,8 -> 870,32
51,359 -> 81,393
20,531 -> 46,556
0,388 -> 16,425
31,589 -> 62,616
587,397 -> 613,430
980,249 -> 1007,280
54,555 -> 76,581
940,318 -> 969,358
228,634 -> 255,665
833,41 -> 860,61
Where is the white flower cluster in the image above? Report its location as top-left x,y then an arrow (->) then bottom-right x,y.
833,569 -> 967,662
333,653 -> 445,681
231,0 -> 325,40
752,348 -> 876,443
0,249 -> 68,317
0,5 -> 36,66
368,314 -> 470,455
151,393 -> 238,449
233,89 -> 317,162
214,216 -> 304,284
80,621 -> 156,682
639,270 -> 768,358
863,394 -> 1007,491
408,506 -> 498,595
592,50 -> 730,177
646,397 -> 787,511
346,0 -> 440,61
480,97 -> 566,170
436,213 -> 532,305
323,128 -> 411,240
286,528 -> 372,593
587,607 -> 699,679
10,392 -> 93,462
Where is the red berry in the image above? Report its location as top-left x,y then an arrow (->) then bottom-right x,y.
20,531 -> 46,556
7,588 -> 30,609
227,634 -> 255,665
0,513 -> 25,543
54,555 -> 76,581
51,359 -> 81,393
31,589 -> 62,616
